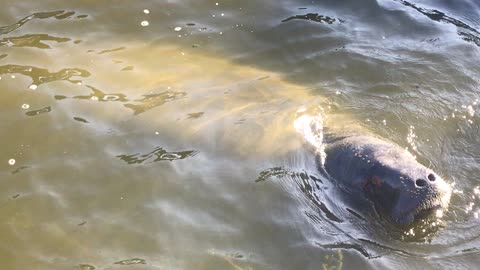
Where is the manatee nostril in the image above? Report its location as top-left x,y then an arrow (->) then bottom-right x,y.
428,173 -> 436,182
416,179 -> 428,187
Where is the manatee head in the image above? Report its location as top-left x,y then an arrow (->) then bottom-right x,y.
362,144 -> 452,225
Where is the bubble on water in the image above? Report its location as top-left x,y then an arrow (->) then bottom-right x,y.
141,20 -> 149,26
8,159 -> 15,165
77,82 -> 82,85
174,27 -> 182,31
335,90 -> 341,95
474,186 -> 480,195
475,212 -> 479,219
155,131 -> 159,135
216,2 -> 219,5
451,113 -> 455,118
91,96 -> 99,101
29,84 -> 37,90
143,9 -> 150,14
221,13 -> 225,16
219,32 -> 223,35
382,119 -> 387,125
21,104 -> 30,109
11,75 -> 15,79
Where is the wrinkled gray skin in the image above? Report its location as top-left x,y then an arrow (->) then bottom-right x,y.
321,134 -> 452,225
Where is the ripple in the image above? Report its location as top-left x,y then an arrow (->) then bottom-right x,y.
75,264 -> 95,270
117,146 -> 198,165
186,112 -> 204,119
121,66 -> 134,71
25,106 -> 51,116
0,34 -> 70,49
317,241 -> 373,259
282,13 -> 340,24
256,167 -> 341,223
0,10 -> 77,36
0,64 -> 90,86
395,0 -> 480,47
11,166 -> 29,175
97,47 -> 126,55
124,91 -> 187,115
73,117 -> 89,123
254,167 -> 289,183
0,54 -> 6,60
73,85 -> 128,102
113,258 -> 146,265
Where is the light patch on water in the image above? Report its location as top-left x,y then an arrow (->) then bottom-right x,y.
11,75 -> 15,78
466,202 -> 475,213
382,119 -> 387,125
467,105 -> 475,116
29,84 -> 37,90
435,209 -> 444,218
407,125 -> 418,151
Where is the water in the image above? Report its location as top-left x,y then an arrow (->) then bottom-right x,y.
0,0 -> 479,269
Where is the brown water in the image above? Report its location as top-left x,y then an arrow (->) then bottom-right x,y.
1,0 -> 480,269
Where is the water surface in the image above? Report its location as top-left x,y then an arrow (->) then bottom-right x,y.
0,1 -> 479,269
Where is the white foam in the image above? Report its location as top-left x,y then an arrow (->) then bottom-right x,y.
294,110 -> 326,165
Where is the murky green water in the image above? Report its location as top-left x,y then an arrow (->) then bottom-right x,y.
1,0 -> 479,269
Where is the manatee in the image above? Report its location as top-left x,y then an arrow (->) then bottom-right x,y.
295,112 -> 452,226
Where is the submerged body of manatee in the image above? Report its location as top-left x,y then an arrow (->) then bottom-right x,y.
0,1 -> 479,269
